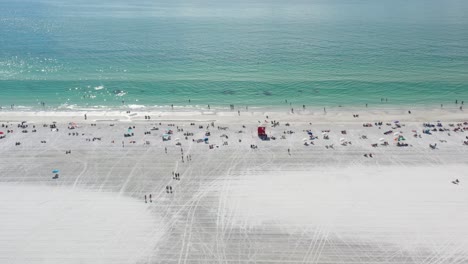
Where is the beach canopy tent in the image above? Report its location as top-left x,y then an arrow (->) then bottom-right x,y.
395,135 -> 406,141
162,134 -> 171,141
258,126 -> 266,136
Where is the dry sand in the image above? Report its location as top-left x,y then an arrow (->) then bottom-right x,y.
0,108 -> 467,263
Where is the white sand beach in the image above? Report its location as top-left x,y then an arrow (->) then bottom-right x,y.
0,108 -> 467,263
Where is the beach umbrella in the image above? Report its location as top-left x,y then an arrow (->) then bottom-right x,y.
322,132 -> 327,135
52,169 -> 59,173
0,132 -> 3,134
175,138 -> 180,141
302,138 -> 308,141
379,138 -> 385,141
393,132 -> 399,136
340,138 -> 345,142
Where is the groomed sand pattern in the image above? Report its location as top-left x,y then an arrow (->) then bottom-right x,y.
0,109 -> 467,263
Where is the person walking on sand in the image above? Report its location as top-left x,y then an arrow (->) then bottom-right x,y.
165,147 -> 167,154
84,114 -> 87,120
149,194 -> 152,203
288,148 -> 290,155
144,195 -> 147,203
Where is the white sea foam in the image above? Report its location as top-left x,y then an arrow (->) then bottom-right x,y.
127,104 -> 146,109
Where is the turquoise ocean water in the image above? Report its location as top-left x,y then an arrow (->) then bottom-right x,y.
1,0 -> 468,110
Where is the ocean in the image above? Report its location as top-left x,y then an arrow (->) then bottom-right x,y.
1,0 -> 468,110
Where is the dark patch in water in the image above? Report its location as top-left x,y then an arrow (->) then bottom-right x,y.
263,91 -> 272,96
223,90 -> 235,95
113,89 -> 124,94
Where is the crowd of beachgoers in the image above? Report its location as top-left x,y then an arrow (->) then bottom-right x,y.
1,109 -> 467,191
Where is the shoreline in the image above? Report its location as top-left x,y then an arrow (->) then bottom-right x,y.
0,100 -> 465,113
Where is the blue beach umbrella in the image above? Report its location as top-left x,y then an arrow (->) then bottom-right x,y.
52,169 -> 59,173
